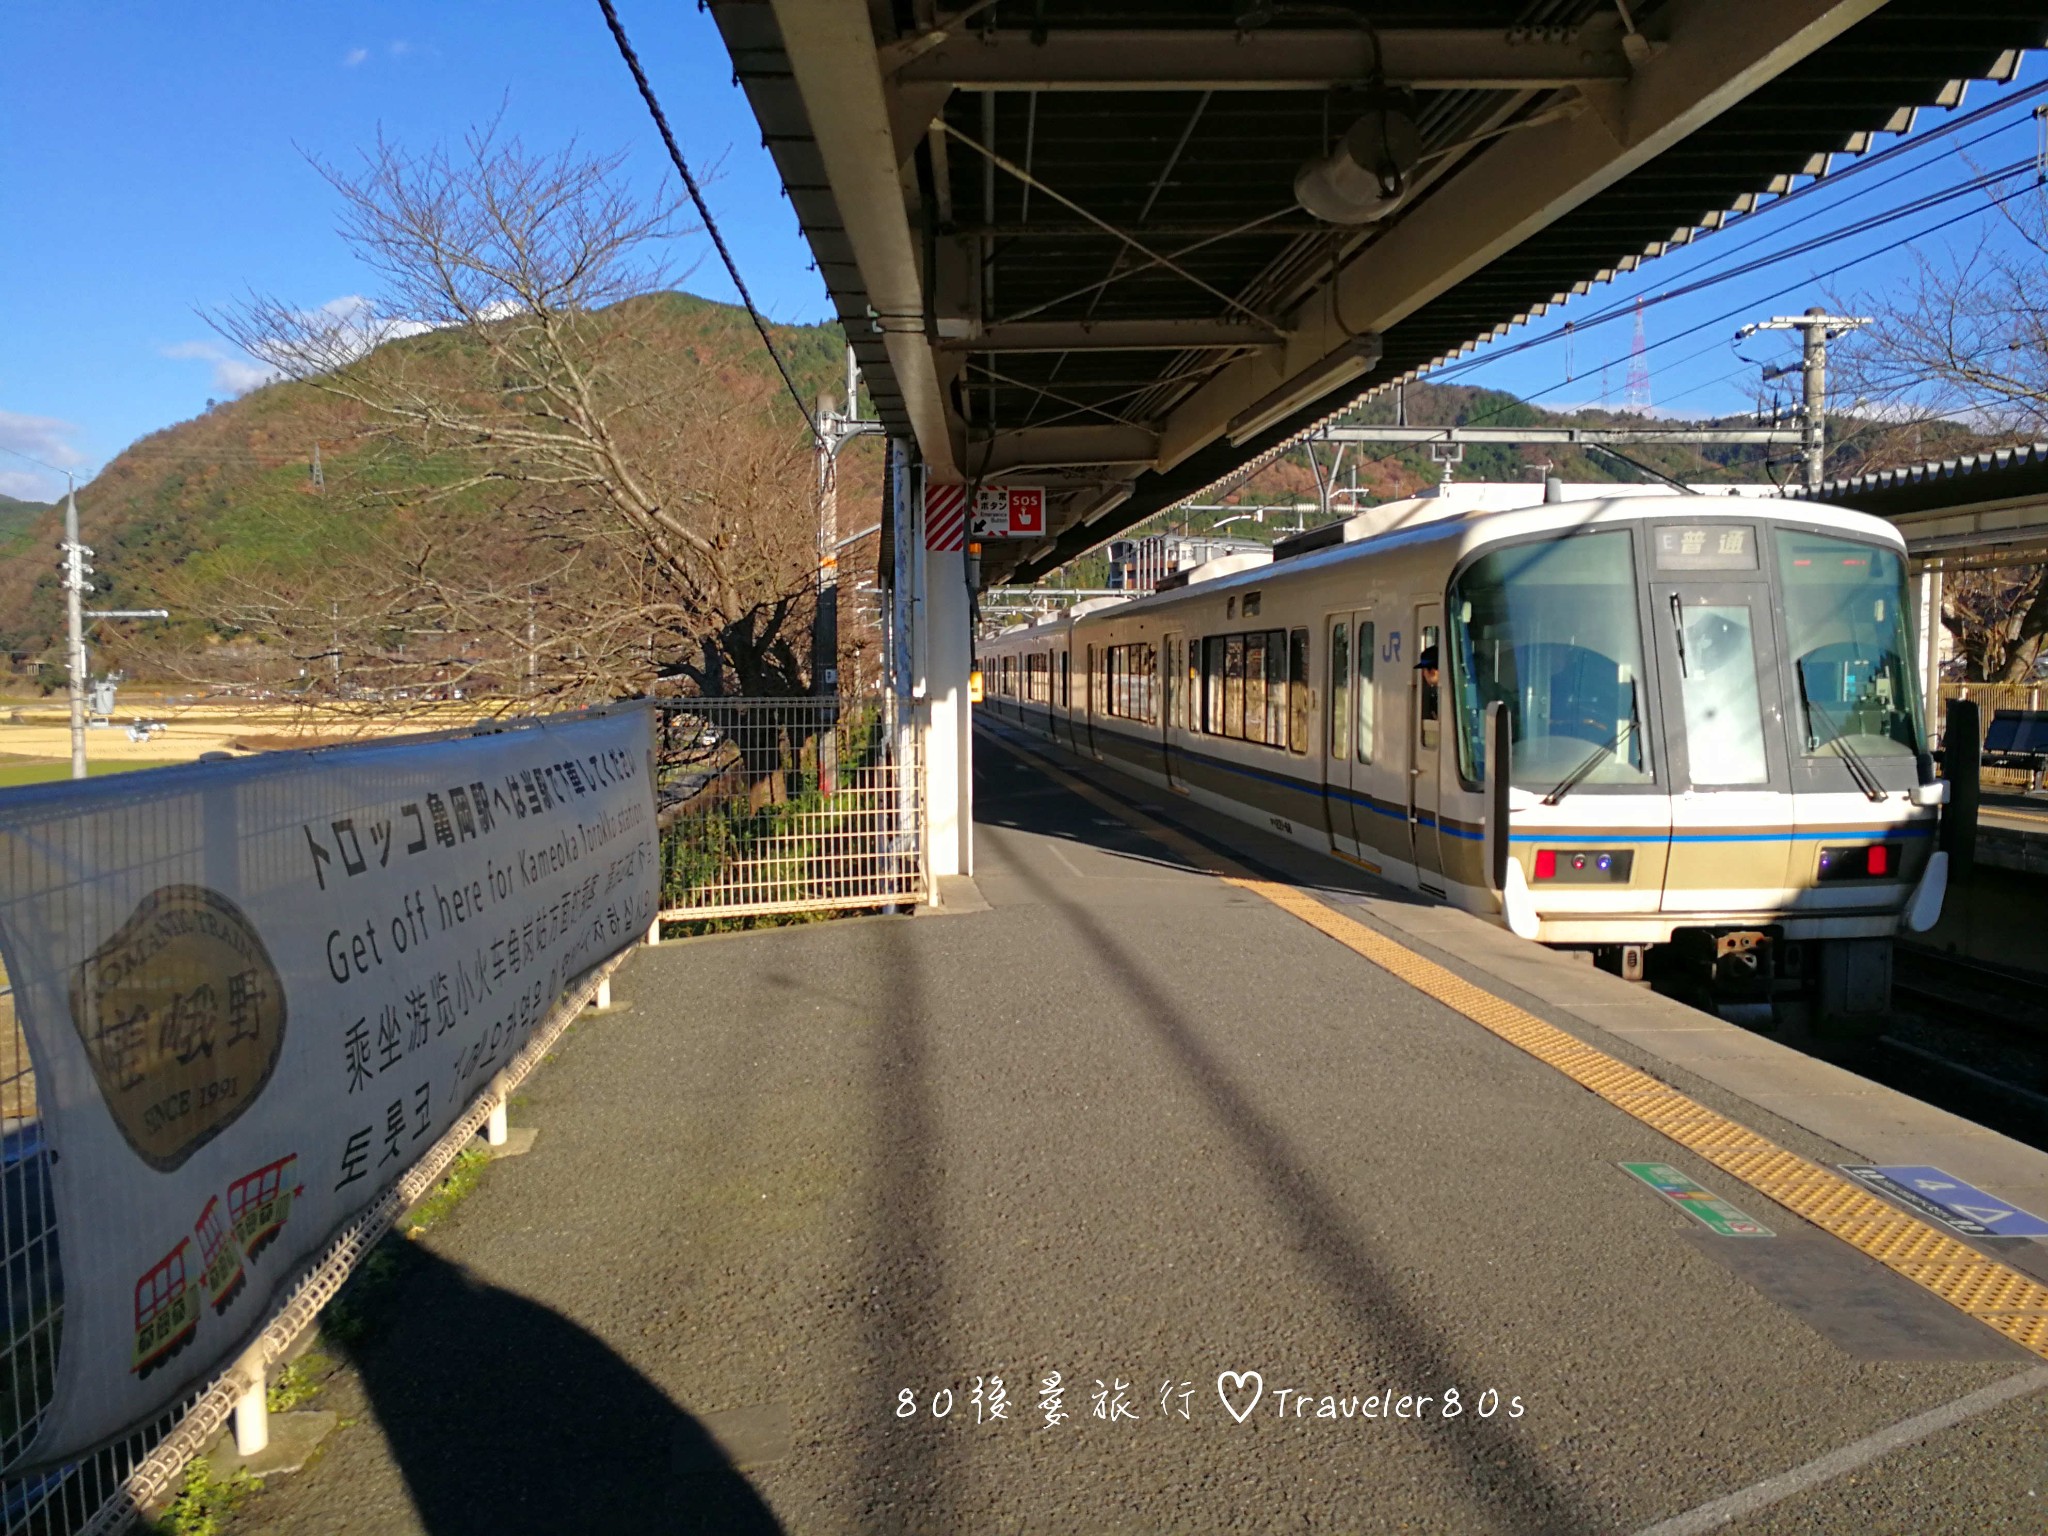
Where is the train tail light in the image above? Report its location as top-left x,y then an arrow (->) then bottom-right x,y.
1531,848 -> 1632,883
1817,842 -> 1906,881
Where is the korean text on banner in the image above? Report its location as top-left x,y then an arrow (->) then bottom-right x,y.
0,705 -> 658,1468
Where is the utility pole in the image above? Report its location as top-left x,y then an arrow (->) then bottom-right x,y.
60,474 -> 91,780
815,346 -> 885,694
1736,308 -> 1869,493
814,346 -> 885,791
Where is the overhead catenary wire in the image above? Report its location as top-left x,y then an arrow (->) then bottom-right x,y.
1404,81 -> 2048,395
595,0 -> 819,441
1312,174 -> 2048,493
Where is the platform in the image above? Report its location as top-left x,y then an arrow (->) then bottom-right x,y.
231,726 -> 2048,1535
1978,788 -> 2048,876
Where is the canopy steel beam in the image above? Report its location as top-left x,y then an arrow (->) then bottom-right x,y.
965,426 -> 1161,474
1155,0 -> 1889,470
936,319 -> 1286,353
761,0 -> 960,477
886,26 -> 1634,92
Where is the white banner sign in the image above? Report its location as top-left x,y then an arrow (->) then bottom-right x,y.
0,706 -> 658,1466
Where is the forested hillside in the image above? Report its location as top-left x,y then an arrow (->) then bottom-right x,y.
0,294 -> 873,691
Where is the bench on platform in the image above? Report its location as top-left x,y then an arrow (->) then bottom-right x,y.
1982,708 -> 2048,787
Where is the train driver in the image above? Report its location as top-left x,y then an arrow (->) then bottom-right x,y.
1414,645 -> 1440,724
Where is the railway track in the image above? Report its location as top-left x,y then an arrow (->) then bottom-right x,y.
1848,944 -> 2048,1152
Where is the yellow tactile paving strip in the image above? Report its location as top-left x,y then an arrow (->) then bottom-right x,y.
1983,805 -> 2048,829
984,728 -> 2048,1362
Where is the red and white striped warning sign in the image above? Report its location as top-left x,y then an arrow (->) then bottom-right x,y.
924,483 -> 967,551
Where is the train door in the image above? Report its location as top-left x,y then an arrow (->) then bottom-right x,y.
1083,644 -> 1100,759
1322,611 -> 1377,854
1650,580 -> 1795,911
1162,631 -> 1186,790
1410,604 -> 1446,887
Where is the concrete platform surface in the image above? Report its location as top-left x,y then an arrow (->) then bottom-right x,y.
228,729 -> 2048,1535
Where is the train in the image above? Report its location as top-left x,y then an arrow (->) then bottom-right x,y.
980,485 -> 1951,1014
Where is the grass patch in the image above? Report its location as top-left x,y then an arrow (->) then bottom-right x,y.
265,1353 -> 332,1413
319,1147 -> 493,1351
401,1145 -> 491,1233
0,759 -> 180,787
147,1458 -> 260,1536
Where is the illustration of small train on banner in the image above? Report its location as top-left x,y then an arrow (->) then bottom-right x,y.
0,705 -> 658,1468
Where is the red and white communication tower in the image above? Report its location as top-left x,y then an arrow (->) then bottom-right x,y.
1625,298 -> 1653,413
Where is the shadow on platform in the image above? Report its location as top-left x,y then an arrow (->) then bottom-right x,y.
347,1246 -> 783,1536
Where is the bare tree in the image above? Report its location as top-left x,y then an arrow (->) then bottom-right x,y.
208,122 -> 823,703
1832,182 -> 2048,681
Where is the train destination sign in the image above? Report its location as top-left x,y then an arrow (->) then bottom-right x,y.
1653,524 -> 1758,571
0,706 -> 659,1468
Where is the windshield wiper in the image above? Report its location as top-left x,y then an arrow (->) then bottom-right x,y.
1796,666 -> 1888,803
1545,715 -> 1638,806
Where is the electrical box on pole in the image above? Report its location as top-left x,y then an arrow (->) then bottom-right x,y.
1735,309 -> 1869,493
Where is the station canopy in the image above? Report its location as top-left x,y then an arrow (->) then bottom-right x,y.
712,0 -> 2048,587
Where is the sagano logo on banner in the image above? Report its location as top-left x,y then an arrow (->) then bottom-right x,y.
0,705 -> 658,1467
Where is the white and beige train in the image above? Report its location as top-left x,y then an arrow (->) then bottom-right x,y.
981,487 -> 1951,1013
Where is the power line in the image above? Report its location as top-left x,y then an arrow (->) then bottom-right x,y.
0,444 -> 88,478
1427,155 -> 2034,390
1296,173 -> 2046,497
1418,84 -> 2048,387
595,0 -> 819,440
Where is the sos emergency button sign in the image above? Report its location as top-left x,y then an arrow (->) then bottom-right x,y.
969,486 -> 1045,538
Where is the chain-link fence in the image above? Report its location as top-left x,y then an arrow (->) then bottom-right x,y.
655,696 -> 927,922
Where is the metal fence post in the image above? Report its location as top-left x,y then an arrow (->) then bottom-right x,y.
231,1379 -> 269,1457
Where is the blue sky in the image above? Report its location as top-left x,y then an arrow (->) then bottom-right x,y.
0,1 -> 827,502
2,6 -> 2042,503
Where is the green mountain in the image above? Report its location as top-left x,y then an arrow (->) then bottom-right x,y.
0,493 -> 48,560
0,293 -> 856,684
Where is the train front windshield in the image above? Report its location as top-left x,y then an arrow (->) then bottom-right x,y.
1449,530 -> 1653,792
1775,529 -> 1925,760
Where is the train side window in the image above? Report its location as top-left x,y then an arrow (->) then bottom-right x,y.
1223,636 -> 1246,739
1357,621 -> 1376,763
1265,630 -> 1287,746
1060,651 -> 1069,708
1187,640 -> 1200,731
1204,636 -> 1224,732
1330,621 -> 1350,759
1228,630 -> 1261,745
1244,634 -> 1268,744
1288,629 -> 1309,754
1086,645 -> 1099,715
